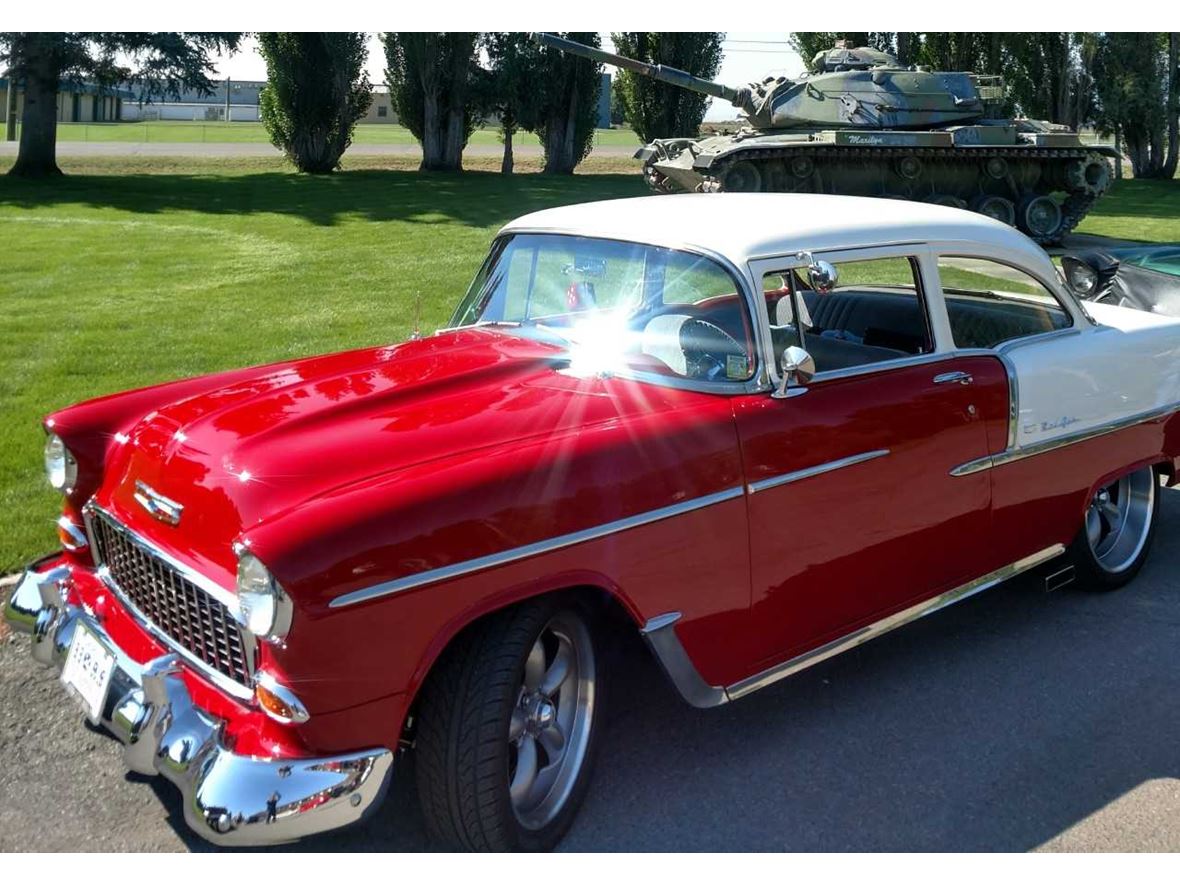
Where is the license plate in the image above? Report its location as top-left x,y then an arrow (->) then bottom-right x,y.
61,624 -> 115,722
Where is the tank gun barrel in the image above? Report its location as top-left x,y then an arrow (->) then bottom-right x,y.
532,33 -> 754,114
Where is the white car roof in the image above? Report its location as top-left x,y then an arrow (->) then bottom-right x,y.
500,193 -> 1053,274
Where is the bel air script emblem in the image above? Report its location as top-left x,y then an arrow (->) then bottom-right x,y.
1024,415 -> 1081,435
133,481 -> 184,526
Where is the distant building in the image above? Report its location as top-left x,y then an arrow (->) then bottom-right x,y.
122,79 -> 265,122
597,73 -> 611,129
20,70 -> 614,129
1,77 -> 133,123
361,86 -> 398,124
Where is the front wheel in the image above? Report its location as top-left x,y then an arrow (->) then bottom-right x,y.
414,597 -> 603,851
1068,465 -> 1160,590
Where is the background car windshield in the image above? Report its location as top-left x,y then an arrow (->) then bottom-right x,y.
451,234 -> 756,384
1122,247 -> 1180,277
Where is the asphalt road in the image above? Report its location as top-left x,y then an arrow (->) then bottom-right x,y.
3,490 -> 1179,852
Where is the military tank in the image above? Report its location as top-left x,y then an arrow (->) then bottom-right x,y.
535,33 -> 1117,245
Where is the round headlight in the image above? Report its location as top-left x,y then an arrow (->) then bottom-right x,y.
1064,259 -> 1098,296
44,433 -> 78,492
235,552 -> 291,641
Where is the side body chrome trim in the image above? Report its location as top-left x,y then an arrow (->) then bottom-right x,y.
746,449 -> 889,495
640,613 -> 728,708
643,544 -> 1064,708
725,543 -> 1063,700
951,402 -> 1180,477
330,486 -> 747,608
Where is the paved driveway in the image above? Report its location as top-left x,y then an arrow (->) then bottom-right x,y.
2,489 -> 1179,852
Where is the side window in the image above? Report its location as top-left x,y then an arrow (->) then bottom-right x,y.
762,256 -> 932,374
938,256 -> 1072,350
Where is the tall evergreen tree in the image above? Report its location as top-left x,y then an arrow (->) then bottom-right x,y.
535,31 -> 602,175
383,32 -> 480,172
0,32 -> 240,178
1093,32 -> 1176,179
257,33 -> 371,174
481,33 -> 543,174
610,32 -> 724,143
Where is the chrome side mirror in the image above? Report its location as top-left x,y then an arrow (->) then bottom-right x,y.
773,345 -> 816,399
807,259 -> 838,294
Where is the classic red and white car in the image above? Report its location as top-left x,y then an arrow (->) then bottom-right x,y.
7,194 -> 1180,851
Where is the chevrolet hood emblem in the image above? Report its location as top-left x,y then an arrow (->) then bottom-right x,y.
133,481 -> 184,526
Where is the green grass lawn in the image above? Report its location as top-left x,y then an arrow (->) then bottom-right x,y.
0,158 -> 1176,572
13,120 -> 643,149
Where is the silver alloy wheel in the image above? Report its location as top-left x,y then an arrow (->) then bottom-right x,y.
508,612 -> 596,830
1085,467 -> 1156,573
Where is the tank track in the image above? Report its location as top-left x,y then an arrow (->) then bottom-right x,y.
693,145 -> 1111,245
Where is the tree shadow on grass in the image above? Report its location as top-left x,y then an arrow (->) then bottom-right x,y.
0,168 -> 650,229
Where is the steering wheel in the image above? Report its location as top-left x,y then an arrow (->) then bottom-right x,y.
680,318 -> 746,381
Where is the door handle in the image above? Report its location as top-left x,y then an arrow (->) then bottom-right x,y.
933,371 -> 973,385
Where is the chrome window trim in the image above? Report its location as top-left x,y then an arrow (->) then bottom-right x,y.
747,449 -> 890,495
641,544 -> 1065,708
950,401 -> 1180,476
330,485 -> 747,609
749,245 -> 942,389
936,252 -> 1085,330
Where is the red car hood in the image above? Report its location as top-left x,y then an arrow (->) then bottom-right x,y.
99,328 -> 655,580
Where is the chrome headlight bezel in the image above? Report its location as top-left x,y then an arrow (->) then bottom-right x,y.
44,433 -> 78,493
235,551 -> 292,643
1062,256 -> 1099,297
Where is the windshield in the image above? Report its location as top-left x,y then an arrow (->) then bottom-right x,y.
451,234 -> 756,384
1122,247 -> 1180,278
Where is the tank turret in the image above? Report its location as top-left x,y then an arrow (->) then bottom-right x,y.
535,32 -> 1117,245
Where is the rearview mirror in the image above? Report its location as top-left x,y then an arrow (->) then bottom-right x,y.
773,345 -> 816,399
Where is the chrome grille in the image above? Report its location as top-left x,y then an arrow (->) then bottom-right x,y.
89,509 -> 252,690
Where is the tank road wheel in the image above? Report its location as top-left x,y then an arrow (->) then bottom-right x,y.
970,194 -> 1016,227
762,161 -> 790,192
720,161 -> 763,192
896,155 -> 923,181
415,597 -> 604,851
1067,466 -> 1160,590
983,157 -> 1009,180
788,156 -> 815,179
1016,194 -> 1064,241
1065,154 -> 1112,196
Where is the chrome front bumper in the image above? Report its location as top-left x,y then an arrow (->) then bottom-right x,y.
4,561 -> 394,846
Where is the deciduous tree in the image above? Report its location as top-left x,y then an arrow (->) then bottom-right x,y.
0,32 -> 240,178
257,33 -> 371,175
610,32 -> 723,144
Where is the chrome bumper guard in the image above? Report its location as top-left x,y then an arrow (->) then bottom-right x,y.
4,562 -> 394,846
